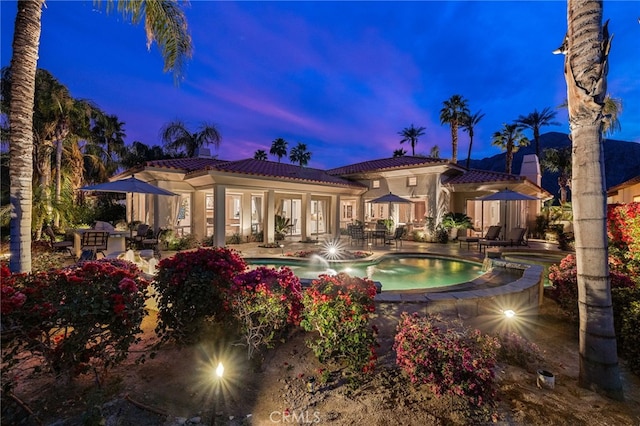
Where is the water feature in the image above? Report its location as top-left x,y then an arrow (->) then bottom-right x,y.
248,254 -> 484,291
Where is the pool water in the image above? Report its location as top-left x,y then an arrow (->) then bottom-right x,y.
248,255 -> 484,291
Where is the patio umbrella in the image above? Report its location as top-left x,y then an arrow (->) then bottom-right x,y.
80,175 -> 177,236
476,188 -> 540,235
369,192 -> 413,225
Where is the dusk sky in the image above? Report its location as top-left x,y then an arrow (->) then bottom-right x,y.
2,1 -> 639,169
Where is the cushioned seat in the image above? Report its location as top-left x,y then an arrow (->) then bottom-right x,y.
479,227 -> 527,252
459,226 -> 501,250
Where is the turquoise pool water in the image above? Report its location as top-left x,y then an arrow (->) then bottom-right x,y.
247,255 -> 484,291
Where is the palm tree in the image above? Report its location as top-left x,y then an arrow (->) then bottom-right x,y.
430,145 -> 440,159
461,110 -> 485,169
254,149 -> 268,160
289,142 -> 311,167
270,137 -> 288,162
7,0 -> 192,273
491,123 -> 529,174
515,107 -> 560,158
393,148 -> 406,158
398,124 -> 426,156
120,141 -> 175,169
439,94 -> 470,163
161,120 -> 221,158
541,147 -> 572,205
563,1 -> 622,399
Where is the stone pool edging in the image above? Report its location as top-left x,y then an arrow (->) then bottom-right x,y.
375,260 -> 544,320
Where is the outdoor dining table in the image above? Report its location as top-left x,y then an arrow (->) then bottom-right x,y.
365,228 -> 387,246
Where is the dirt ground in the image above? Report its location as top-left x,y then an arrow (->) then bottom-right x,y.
4,296 -> 640,426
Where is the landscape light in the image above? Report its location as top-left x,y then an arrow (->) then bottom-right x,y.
503,309 -> 516,318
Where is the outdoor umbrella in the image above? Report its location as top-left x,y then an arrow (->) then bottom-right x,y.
369,192 -> 413,225
79,175 -> 177,236
476,188 -> 539,235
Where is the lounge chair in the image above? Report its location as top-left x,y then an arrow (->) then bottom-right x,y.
459,225 -> 501,250
479,227 -> 527,252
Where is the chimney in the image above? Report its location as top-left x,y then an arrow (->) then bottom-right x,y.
197,147 -> 212,158
520,154 -> 541,186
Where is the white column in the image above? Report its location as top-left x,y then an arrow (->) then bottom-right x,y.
332,194 -> 340,237
214,185 -> 226,247
265,190 -> 276,243
301,193 -> 310,241
241,192 -> 252,240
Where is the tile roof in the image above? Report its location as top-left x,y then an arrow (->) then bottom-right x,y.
445,169 -> 525,185
143,157 -> 227,172
196,158 -> 365,188
607,173 -> 640,193
326,156 -> 448,175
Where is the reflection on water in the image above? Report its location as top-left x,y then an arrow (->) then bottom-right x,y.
248,256 -> 483,291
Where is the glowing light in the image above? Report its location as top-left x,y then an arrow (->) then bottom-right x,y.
503,309 -> 516,318
215,362 -> 224,378
328,247 -> 337,255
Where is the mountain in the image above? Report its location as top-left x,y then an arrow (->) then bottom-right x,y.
466,132 -> 640,203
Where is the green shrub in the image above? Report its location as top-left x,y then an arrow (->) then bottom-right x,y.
621,301 -> 640,375
153,248 -> 247,344
301,273 -> 378,375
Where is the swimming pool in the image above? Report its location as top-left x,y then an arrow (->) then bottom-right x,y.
247,254 -> 484,291
502,252 -> 566,287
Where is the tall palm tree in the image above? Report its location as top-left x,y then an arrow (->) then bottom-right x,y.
289,142 -> 311,167
515,107 -> 560,158
120,141 -> 174,169
541,147 -> 572,205
491,123 -> 529,174
430,145 -> 440,159
270,137 -> 288,162
7,0 -> 192,273
563,0 -> 622,399
161,120 -> 222,158
7,0 -> 45,273
398,124 -> 426,156
392,148 -> 406,158
439,94 -> 470,163
254,149 -> 268,160
461,110 -> 485,169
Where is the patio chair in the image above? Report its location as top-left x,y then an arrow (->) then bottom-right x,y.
125,224 -> 150,249
350,225 -> 366,246
141,229 -> 161,259
385,226 -> 406,249
44,226 -> 74,257
479,227 -> 527,252
459,225 -> 501,250
79,231 -> 109,260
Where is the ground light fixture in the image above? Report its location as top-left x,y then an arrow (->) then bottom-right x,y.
280,244 -> 285,256
503,309 -> 516,318
210,362 -> 224,426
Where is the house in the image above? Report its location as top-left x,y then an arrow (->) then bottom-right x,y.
607,174 -> 640,204
113,153 -> 550,245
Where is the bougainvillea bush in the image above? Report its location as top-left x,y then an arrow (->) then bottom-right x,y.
153,247 -> 247,344
301,273 -> 378,375
607,202 -> 640,279
230,266 -> 303,359
1,259 -> 148,388
548,254 -> 636,322
393,312 -> 500,408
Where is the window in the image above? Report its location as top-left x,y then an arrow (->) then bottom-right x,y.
407,177 -> 417,187
372,180 -> 380,188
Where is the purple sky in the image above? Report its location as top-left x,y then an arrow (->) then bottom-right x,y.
2,1 -> 639,169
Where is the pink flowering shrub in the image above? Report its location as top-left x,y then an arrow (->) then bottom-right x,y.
495,332 -> 542,369
230,267 -> 303,359
548,254 -> 635,322
301,273 -> 378,375
1,259 -> 148,388
608,202 -> 640,279
153,247 -> 247,344
393,312 -> 500,408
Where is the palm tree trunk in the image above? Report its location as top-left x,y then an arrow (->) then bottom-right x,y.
9,0 -> 44,273
465,134 -> 473,169
450,125 -> 458,163
565,0 -> 623,400
55,138 -> 62,227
